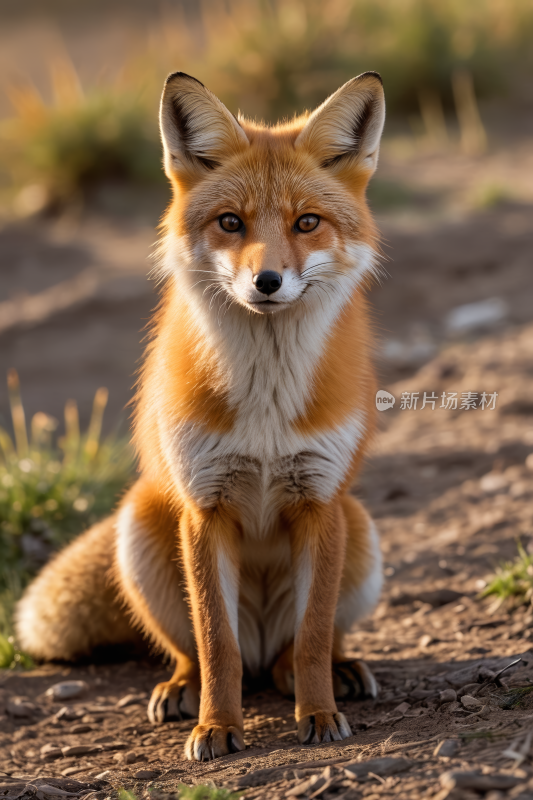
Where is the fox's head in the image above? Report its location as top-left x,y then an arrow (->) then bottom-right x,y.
159,72 -> 385,315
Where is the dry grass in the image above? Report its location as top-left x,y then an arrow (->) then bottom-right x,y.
1,0 -> 533,207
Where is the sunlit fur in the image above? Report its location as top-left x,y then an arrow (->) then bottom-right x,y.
16,71 -> 386,761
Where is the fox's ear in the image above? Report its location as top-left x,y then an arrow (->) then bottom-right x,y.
295,72 -> 385,177
160,72 -> 249,183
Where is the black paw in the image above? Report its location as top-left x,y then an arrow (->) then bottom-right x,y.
148,680 -> 199,724
333,659 -> 379,700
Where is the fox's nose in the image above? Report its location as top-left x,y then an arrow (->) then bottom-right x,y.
253,270 -> 282,296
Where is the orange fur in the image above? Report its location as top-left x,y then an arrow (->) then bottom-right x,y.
16,71 -> 386,760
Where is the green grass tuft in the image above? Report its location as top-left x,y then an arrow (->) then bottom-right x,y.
480,542 -> 533,610
119,786 -> 240,800
495,685 -> 533,710
0,370 -> 134,648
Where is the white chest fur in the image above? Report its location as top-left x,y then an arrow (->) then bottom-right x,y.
160,255 -> 368,535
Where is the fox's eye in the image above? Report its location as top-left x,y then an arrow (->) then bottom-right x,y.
295,214 -> 319,232
219,214 -> 243,232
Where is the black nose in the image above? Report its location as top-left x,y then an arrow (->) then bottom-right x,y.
253,270 -> 282,296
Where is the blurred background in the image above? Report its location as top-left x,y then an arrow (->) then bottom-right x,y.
1,0 -> 533,655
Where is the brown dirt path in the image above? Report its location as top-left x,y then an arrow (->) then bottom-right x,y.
2,322 -> 533,799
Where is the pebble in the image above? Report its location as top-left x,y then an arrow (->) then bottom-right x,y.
61,744 -> 102,757
419,634 -> 433,648
438,689 -> 457,705
116,694 -> 146,709
68,725 -> 93,734
434,739 -> 460,759
133,769 -> 161,780
480,473 -> 509,494
56,707 -> 82,722
440,771 -> 522,791
6,697 -> 39,718
457,683 -> 480,699
114,751 -> 138,764
392,702 -> 411,715
34,784 -> 75,797
445,297 -> 508,334
461,695 -> 484,710
40,743 -> 63,761
46,681 -> 89,701
344,757 -> 412,779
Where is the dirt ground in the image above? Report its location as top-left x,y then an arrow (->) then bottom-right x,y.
2,146 -> 533,799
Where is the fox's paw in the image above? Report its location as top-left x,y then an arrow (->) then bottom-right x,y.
185,724 -> 245,761
333,659 -> 379,700
297,711 -> 352,745
148,680 -> 200,724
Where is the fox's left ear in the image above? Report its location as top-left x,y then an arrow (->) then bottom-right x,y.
295,72 -> 385,177
160,72 -> 249,185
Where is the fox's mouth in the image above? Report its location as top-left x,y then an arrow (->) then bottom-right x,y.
248,299 -> 288,313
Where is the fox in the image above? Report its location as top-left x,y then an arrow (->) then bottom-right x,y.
16,70 -> 386,761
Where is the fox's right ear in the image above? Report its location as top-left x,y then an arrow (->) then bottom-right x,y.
160,72 -> 249,185
295,72 -> 385,179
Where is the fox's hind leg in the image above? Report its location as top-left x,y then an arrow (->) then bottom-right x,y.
115,480 -> 200,723
332,494 -> 382,700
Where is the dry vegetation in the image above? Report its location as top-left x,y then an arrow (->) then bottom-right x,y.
1,0 -> 533,209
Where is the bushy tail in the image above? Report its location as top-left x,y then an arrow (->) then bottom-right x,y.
15,515 -> 140,661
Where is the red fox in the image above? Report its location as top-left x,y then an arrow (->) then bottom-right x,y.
16,71 -> 385,760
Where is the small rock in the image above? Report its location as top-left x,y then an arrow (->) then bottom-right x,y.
478,666 -> 497,682
434,739 -> 460,759
101,742 -> 127,752
419,634 -> 433,648
457,683 -> 480,698
448,701 -> 462,713
68,724 -> 92,734
114,751 -> 138,764
286,780 -> 315,797
445,665 -> 483,688
55,707 -> 82,722
94,772 -> 113,781
392,702 -> 411,715
61,745 -> 102,757
46,681 -> 89,701
133,770 -> 161,781
6,697 -> 38,718
40,743 -> 62,761
344,757 -> 412,779
480,473 -> 509,494
461,695 -> 483,710
35,784 -> 75,797
445,297 -> 508,335
418,589 -> 463,607
438,689 -> 457,705
116,694 -> 146,709
61,767 -> 86,777
440,771 -> 522,792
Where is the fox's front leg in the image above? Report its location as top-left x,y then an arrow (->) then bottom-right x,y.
180,503 -> 244,761
287,499 -> 352,744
